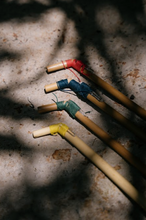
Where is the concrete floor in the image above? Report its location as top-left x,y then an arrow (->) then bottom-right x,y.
1,0 -> 146,219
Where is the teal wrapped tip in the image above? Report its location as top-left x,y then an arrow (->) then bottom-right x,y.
56,100 -> 81,119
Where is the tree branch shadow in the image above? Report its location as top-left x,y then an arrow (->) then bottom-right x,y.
0,0 -> 146,219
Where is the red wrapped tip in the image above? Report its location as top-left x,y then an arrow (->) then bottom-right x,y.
65,59 -> 86,74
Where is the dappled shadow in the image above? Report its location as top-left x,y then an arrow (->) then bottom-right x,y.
0,144 -> 93,220
0,94 -> 39,120
0,0 -> 146,219
0,49 -> 22,63
0,0 -> 49,22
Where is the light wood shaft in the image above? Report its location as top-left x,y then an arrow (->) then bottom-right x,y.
65,130 -> 146,211
45,79 -> 72,93
37,102 -> 146,176
46,61 -> 146,119
44,81 -> 146,141
87,94 -> 146,142
75,111 -> 146,177
45,83 -> 58,92
46,61 -> 67,72
38,103 -> 57,113
84,68 -> 146,120
33,127 -> 51,138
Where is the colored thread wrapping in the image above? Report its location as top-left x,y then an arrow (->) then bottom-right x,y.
49,124 -> 60,135
57,79 -> 93,99
61,61 -> 67,69
62,60 -> 81,82
52,92 -> 58,103
56,100 -> 81,118
58,123 -> 69,136
50,123 -> 69,136
66,59 -> 86,73
66,59 -> 89,76
68,68 -> 81,82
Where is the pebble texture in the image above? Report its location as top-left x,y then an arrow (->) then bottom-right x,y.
0,0 -> 146,219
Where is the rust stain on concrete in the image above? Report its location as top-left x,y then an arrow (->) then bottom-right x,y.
52,149 -> 71,161
124,69 -> 140,79
113,165 -> 121,170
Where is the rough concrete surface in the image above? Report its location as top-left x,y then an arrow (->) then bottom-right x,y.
1,0 -> 146,219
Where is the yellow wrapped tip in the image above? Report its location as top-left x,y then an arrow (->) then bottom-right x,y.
49,123 -> 69,137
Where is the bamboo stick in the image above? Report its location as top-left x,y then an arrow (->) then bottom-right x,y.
46,61 -> 67,72
44,81 -> 146,142
44,79 -> 71,93
87,94 -> 146,142
33,127 -> 51,138
45,83 -> 58,93
32,124 -> 146,212
65,130 -> 146,212
85,70 -> 146,120
37,102 -> 146,178
46,60 -> 146,120
38,103 -> 57,113
75,111 -> 146,177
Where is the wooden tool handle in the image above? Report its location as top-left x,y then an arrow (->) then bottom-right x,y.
65,130 -> 146,211
84,69 -> 146,120
75,111 -> 146,177
45,79 -> 72,93
46,60 -> 146,120
38,103 -> 57,113
87,94 -> 146,142
33,127 -> 51,138
37,101 -> 146,176
46,61 -> 67,72
45,83 -> 58,93
32,122 -> 146,211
